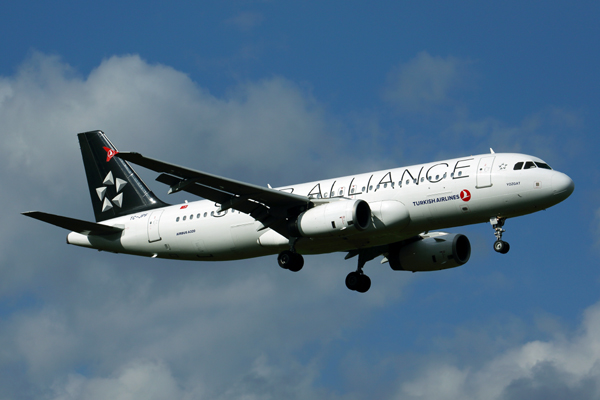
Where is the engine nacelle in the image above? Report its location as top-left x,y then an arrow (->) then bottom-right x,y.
389,233 -> 471,272
292,199 -> 371,238
370,200 -> 411,231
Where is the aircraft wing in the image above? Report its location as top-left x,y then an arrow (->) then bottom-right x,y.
116,152 -> 311,235
22,211 -> 124,236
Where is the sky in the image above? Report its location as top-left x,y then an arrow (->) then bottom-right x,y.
1,1 -> 599,399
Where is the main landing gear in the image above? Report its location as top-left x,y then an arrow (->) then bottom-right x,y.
277,237 -> 304,272
277,250 -> 304,272
491,217 -> 510,254
277,238 -> 377,293
344,249 -> 379,293
345,271 -> 371,293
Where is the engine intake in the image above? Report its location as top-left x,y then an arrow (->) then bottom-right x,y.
292,199 -> 371,238
389,233 -> 471,272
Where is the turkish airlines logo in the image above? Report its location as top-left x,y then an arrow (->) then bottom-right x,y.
460,189 -> 471,202
103,146 -> 118,162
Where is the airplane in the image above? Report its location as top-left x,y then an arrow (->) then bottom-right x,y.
23,130 -> 574,293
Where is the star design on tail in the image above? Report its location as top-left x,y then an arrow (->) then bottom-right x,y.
96,171 -> 128,212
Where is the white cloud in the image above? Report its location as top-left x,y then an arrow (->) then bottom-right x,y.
51,360 -> 186,400
224,12 -> 265,32
0,52 -> 346,190
383,51 -> 468,112
0,53 -> 401,398
448,107 -> 584,162
396,301 -> 600,400
0,51 -> 587,400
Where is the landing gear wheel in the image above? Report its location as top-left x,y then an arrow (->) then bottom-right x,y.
345,272 -> 371,293
356,274 -> 371,293
493,240 -> 510,254
277,250 -> 304,272
288,253 -> 304,272
345,272 -> 360,290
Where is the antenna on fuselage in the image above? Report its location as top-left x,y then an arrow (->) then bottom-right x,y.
490,148 -> 495,154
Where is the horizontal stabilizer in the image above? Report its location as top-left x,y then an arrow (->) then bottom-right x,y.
22,211 -> 123,236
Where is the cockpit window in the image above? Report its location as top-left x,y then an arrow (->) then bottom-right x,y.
513,162 -> 524,170
535,162 -> 552,170
523,161 -> 537,169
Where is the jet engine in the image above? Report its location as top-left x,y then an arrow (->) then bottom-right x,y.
388,233 -> 471,272
292,199 -> 371,238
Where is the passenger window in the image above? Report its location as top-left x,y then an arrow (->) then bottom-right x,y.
204,212 -> 207,217
514,162 -> 524,170
211,211 -> 214,216
524,161 -> 536,169
362,187 -> 366,192
176,217 -> 180,222
369,185 -> 373,191
183,216 -> 186,221
190,214 -> 193,220
197,214 -> 201,219
420,177 -> 424,182
535,162 -> 552,170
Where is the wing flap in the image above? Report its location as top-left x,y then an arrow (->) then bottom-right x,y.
22,211 -> 123,236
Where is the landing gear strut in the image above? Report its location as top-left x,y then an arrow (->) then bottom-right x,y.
278,237 -> 304,272
491,217 -> 510,254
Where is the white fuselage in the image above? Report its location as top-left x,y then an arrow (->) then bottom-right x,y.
67,153 -> 573,261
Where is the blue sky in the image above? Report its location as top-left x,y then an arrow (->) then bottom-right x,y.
1,1 -> 599,399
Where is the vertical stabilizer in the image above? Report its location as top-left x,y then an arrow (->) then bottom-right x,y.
78,130 -> 168,222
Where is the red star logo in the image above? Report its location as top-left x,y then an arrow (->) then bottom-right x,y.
460,189 -> 471,202
103,146 -> 118,162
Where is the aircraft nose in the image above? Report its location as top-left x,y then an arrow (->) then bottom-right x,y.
552,172 -> 575,199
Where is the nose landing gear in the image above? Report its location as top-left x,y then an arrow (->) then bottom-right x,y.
491,217 -> 510,254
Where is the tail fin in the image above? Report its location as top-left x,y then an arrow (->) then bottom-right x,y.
78,130 -> 168,222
